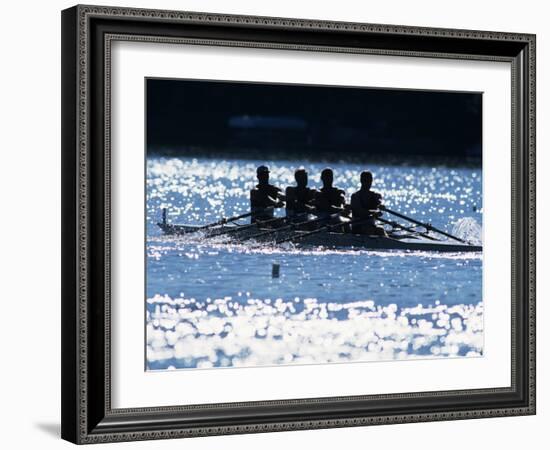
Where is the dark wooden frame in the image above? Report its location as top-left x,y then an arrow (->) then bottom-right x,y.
61,4 -> 536,444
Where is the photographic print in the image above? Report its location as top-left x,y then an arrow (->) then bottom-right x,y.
145,78 -> 483,371
61,8 -> 536,441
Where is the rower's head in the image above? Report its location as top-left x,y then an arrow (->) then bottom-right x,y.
295,168 -> 308,187
256,165 -> 270,184
360,171 -> 373,190
321,168 -> 333,187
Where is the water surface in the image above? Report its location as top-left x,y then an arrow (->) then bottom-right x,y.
146,157 -> 483,370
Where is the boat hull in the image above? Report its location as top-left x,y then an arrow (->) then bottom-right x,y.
296,232 -> 481,252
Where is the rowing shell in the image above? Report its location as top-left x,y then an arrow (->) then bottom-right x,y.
157,222 -> 482,253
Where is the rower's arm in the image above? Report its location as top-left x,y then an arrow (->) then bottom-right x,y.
276,190 -> 286,202
328,204 -> 346,214
372,191 -> 383,209
314,192 -> 343,214
269,194 -> 285,208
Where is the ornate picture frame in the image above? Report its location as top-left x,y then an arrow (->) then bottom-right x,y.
61,4 -> 535,444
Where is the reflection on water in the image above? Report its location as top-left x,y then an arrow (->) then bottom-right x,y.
146,157 -> 483,370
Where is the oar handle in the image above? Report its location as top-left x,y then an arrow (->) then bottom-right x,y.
380,205 -> 467,244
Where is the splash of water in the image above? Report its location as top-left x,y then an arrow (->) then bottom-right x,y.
452,217 -> 482,245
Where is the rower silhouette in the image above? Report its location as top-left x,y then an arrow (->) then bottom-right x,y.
284,169 -> 319,230
350,171 -> 386,236
316,168 -> 350,229
250,165 -> 285,224
285,169 -> 318,221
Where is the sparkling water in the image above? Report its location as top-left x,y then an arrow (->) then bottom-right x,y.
146,157 -> 483,370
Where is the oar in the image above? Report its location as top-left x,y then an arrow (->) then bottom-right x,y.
161,207 -> 273,233
205,213 -> 290,238
380,206 -> 467,244
275,217 -> 371,245
376,216 -> 439,241
195,211 -> 255,230
242,212 -> 323,241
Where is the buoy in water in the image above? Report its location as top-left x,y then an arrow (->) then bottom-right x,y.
272,263 -> 280,278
